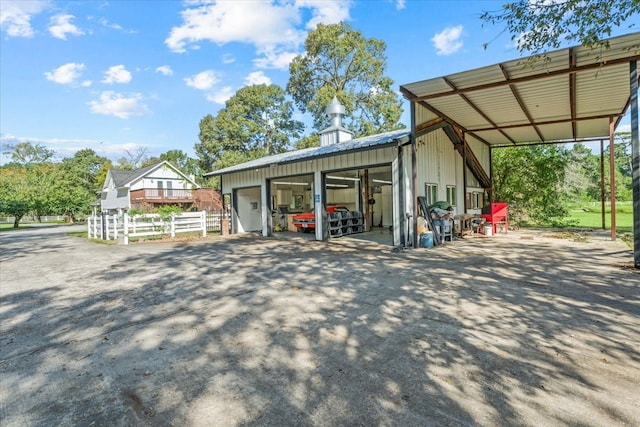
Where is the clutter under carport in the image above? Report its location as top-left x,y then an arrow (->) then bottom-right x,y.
416,197 -> 509,247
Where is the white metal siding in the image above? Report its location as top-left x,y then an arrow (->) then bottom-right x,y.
220,146 -> 397,194
416,129 -> 458,202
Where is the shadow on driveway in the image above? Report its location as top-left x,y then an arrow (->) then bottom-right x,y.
1,230 -> 639,426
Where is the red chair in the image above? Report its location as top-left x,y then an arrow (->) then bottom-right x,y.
480,203 -> 508,234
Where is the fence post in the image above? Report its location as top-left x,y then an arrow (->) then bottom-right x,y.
87,217 -> 91,239
113,214 -> 118,240
221,209 -> 230,236
124,213 -> 129,245
101,212 -> 107,239
202,210 -> 207,237
93,215 -> 98,238
171,214 -> 176,238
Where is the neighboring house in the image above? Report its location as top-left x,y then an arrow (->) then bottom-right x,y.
101,161 -> 222,214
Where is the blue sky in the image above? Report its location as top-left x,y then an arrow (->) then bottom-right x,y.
1,0 -> 637,165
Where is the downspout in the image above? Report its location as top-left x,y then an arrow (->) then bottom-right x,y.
411,101 -> 418,248
398,144 -> 405,246
630,59 -> 639,268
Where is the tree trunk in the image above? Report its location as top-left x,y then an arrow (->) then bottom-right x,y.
13,214 -> 23,228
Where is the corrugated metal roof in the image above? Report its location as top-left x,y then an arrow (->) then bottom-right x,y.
204,128 -> 411,177
400,32 -> 640,147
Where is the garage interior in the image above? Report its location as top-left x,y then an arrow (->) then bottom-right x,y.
269,165 -> 394,245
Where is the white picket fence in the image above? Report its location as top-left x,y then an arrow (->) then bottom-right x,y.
87,211 -> 207,245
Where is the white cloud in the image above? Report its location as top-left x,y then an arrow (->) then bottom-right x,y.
432,25 -> 464,56
222,53 -> 235,64
98,17 -> 135,33
185,70 -> 232,104
48,14 -> 84,40
394,0 -> 406,10
296,0 -> 351,29
244,71 -> 271,86
44,62 -> 86,85
166,2 -> 300,53
155,65 -> 174,76
0,0 -> 48,38
207,86 -> 234,105
184,70 -> 220,90
0,133 -> 140,163
253,48 -> 298,70
88,91 -> 149,119
617,124 -> 631,133
102,65 -> 132,84
165,1 -> 351,68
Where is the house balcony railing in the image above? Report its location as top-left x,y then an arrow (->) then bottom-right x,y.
130,188 -> 194,203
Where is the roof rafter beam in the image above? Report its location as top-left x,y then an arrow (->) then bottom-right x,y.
470,111 -> 625,133
404,55 -> 640,102
442,77 -> 516,144
499,63 -> 545,141
415,100 -> 492,147
415,117 -> 448,138
491,136 -> 616,149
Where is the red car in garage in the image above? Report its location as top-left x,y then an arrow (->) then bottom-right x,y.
292,205 -> 349,232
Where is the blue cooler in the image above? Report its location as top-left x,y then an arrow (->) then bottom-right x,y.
420,231 -> 434,248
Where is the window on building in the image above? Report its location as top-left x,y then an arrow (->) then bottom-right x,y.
468,191 -> 484,210
425,183 -> 438,205
446,186 -> 457,207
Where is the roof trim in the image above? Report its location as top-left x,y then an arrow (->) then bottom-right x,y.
204,129 -> 411,177
107,161 -> 201,188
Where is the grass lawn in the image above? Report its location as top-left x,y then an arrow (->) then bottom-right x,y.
0,222 -> 70,232
568,209 -> 633,234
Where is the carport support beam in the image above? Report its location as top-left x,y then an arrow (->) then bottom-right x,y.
314,170 -> 325,241
609,117 -> 616,241
630,60 -> 639,268
600,140 -> 606,230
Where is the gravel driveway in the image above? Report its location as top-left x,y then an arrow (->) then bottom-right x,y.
1,225 -> 639,426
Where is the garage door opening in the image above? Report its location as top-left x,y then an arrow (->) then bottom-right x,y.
269,175 -> 314,234
324,165 -> 394,245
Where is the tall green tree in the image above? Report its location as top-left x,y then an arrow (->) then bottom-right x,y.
56,149 -> 112,221
159,150 -> 200,178
481,1 -> 640,55
195,84 -> 304,172
0,164 -> 32,228
492,145 -> 571,225
2,142 -> 55,165
287,22 -> 404,137
116,147 -> 149,170
565,144 -> 600,202
0,143 -> 58,226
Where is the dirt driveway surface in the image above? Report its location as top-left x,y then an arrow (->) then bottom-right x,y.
1,225 -> 639,426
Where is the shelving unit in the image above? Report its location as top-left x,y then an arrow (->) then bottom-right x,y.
329,211 -> 364,238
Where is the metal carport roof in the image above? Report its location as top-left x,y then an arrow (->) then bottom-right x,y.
401,32 -> 640,266
400,32 -> 639,148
